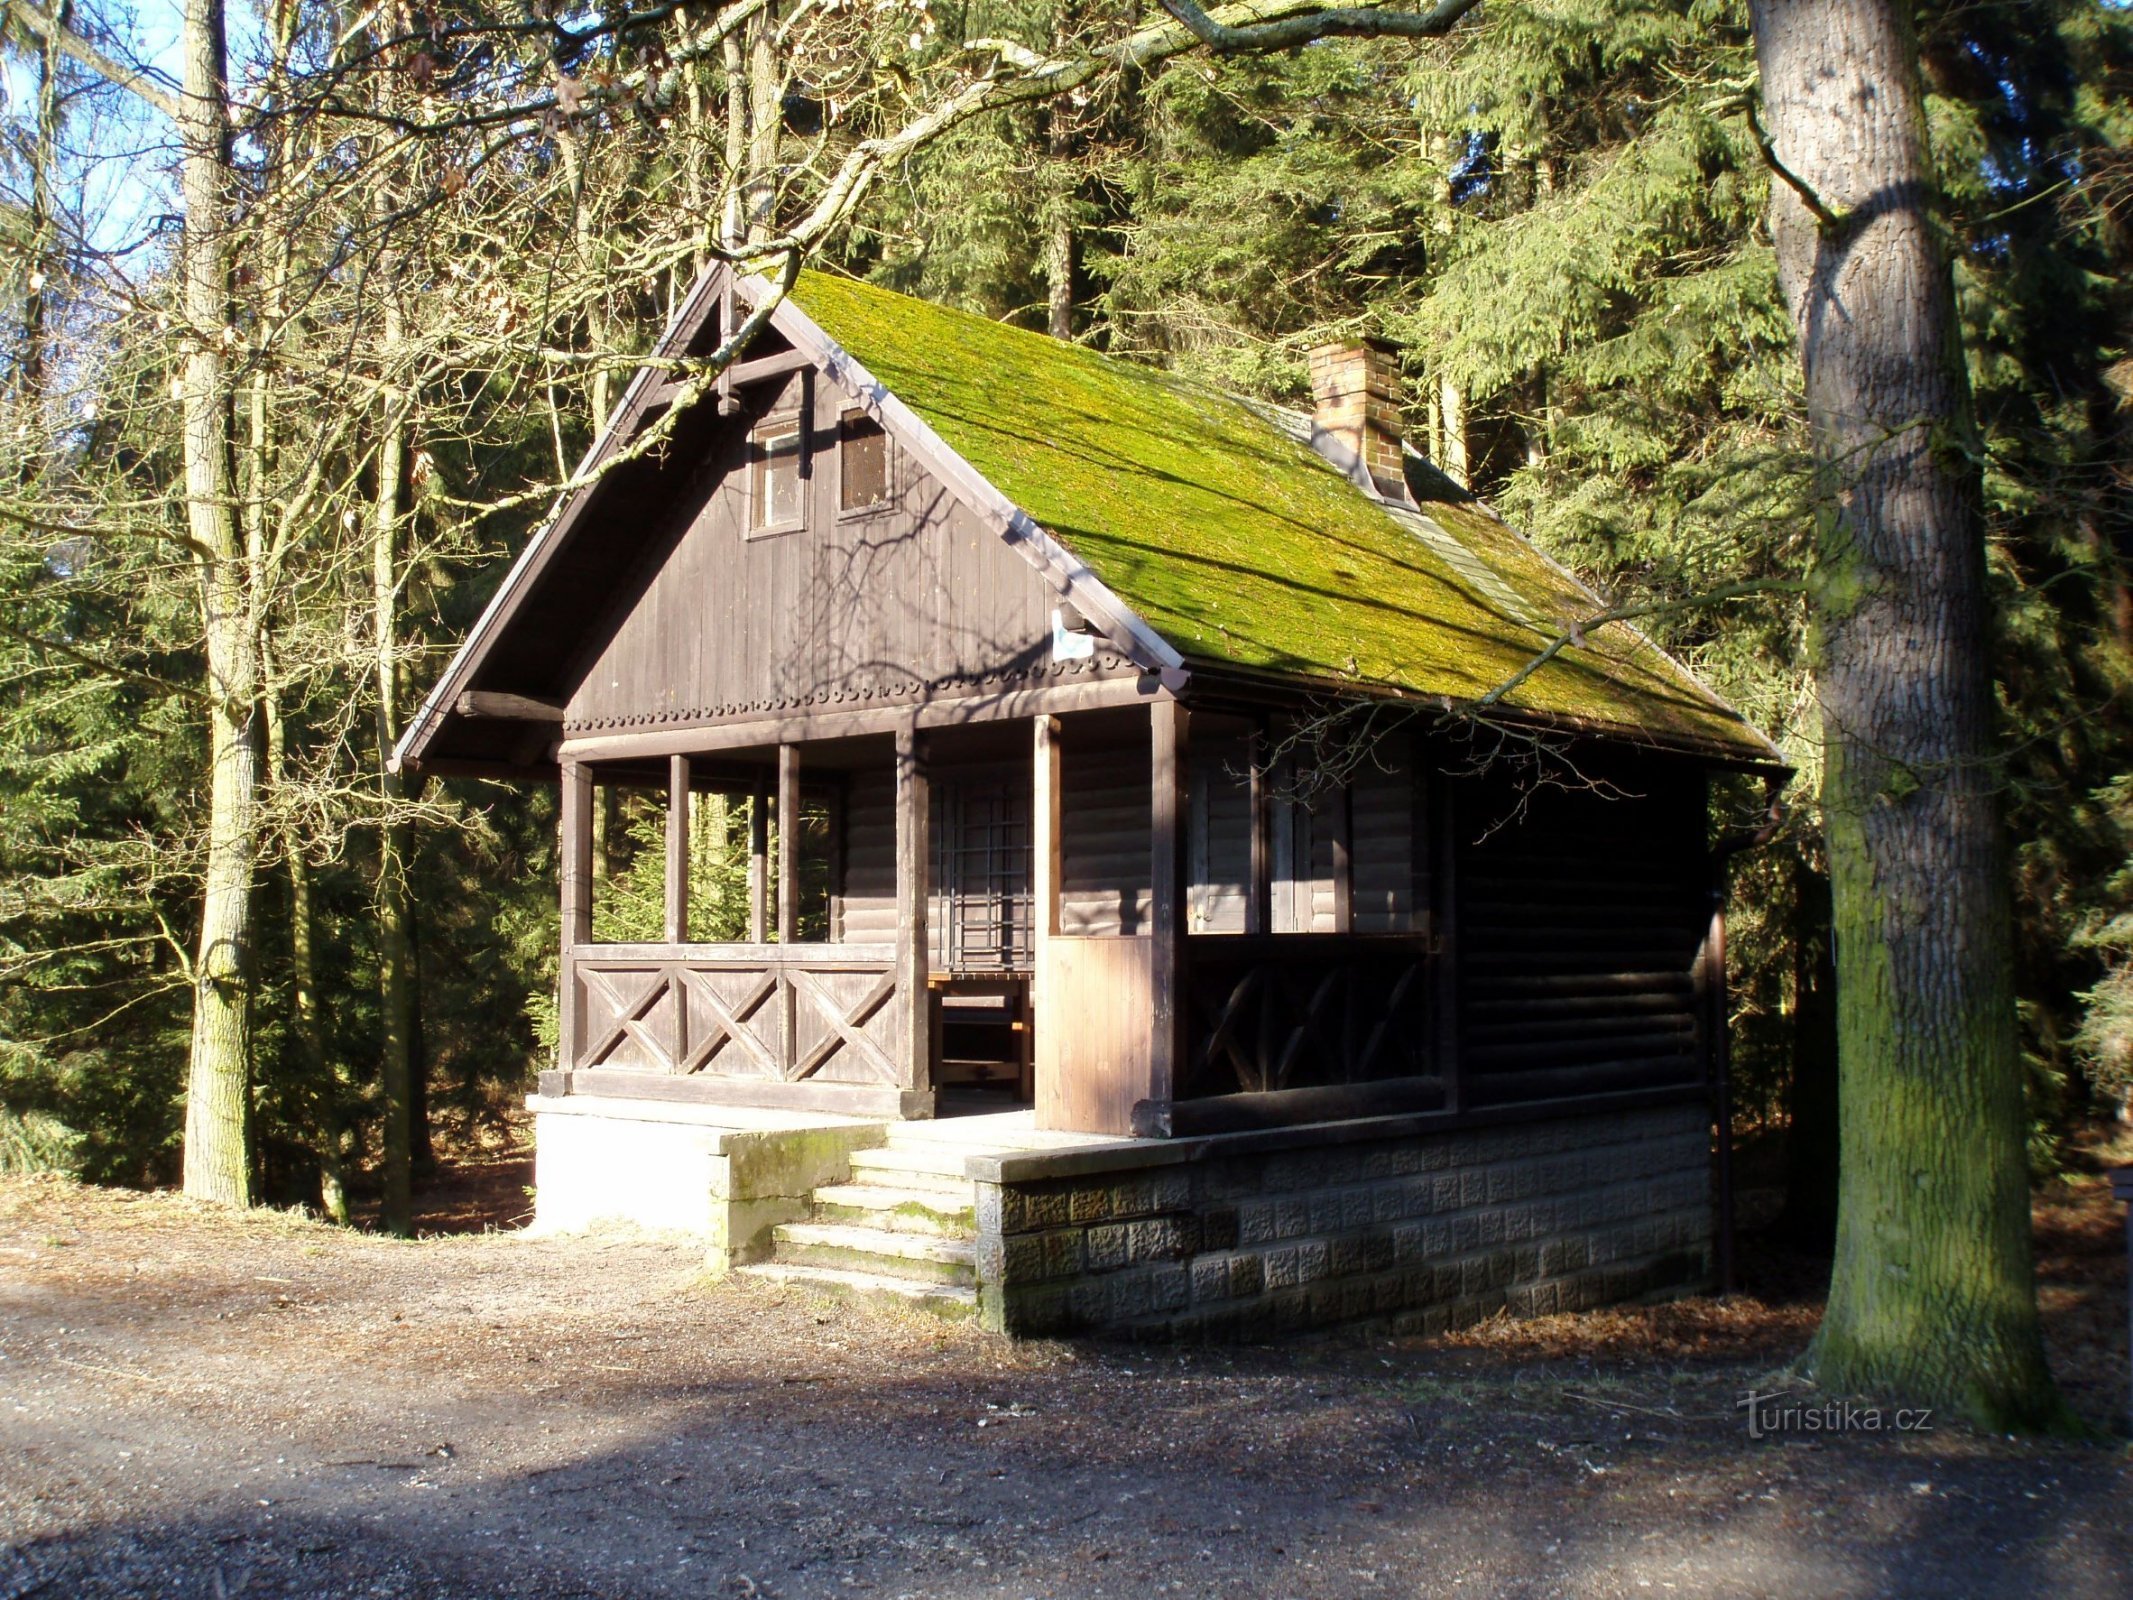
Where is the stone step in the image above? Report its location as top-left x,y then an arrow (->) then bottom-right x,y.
737,1261 -> 978,1321
846,1146 -> 974,1192
811,1183 -> 976,1237
771,1222 -> 976,1287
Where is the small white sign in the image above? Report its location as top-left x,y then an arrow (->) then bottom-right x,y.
1051,607 -> 1096,661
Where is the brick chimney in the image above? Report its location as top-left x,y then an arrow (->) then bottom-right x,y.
1308,338 -> 1406,499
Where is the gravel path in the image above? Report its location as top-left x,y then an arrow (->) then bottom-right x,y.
1,1172 -> 2127,1599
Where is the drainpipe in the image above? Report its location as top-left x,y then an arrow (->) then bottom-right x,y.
1708,779 -> 1787,1295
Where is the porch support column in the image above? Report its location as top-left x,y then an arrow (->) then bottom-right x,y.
1033,715 -> 1062,1051
748,771 -> 769,942
559,757 -> 594,1070
1150,699 -> 1188,1106
665,755 -> 690,945
895,728 -> 932,1103
777,743 -> 801,943
1246,725 -> 1269,935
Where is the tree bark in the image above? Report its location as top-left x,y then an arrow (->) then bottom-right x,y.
1750,0 -> 2065,1428
373,287 -> 415,1237
178,0 -> 255,1208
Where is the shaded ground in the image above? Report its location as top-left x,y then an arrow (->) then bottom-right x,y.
1,1141 -> 2128,1600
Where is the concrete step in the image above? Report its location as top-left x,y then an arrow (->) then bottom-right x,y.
771,1222 -> 975,1287
737,1261 -> 978,1321
846,1146 -> 974,1192
812,1183 -> 976,1237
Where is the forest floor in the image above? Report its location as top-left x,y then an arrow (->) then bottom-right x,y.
1,1132 -> 2129,1600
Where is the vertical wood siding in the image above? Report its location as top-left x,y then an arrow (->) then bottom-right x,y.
565,369 -> 1068,729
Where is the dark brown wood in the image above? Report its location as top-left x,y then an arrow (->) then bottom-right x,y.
748,772 -> 768,944
1135,1075 -> 1449,1138
1149,699 -> 1187,1105
777,743 -> 800,944
1246,725 -> 1269,935
1432,765 -> 1461,1115
647,346 -> 813,409
559,757 -> 594,1067
1330,779 -> 1354,934
456,690 -> 565,721
665,754 -> 690,946
1034,715 -> 1062,940
557,674 -> 1158,764
895,728 -> 932,1096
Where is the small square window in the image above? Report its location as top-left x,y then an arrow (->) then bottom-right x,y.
840,412 -> 890,511
749,422 -> 803,531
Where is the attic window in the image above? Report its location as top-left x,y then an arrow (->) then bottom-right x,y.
749,421 -> 804,531
839,412 -> 889,511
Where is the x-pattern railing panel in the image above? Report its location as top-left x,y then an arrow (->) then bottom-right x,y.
570,946 -> 903,1086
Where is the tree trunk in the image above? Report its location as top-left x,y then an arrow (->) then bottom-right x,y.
1750,0 -> 2066,1429
1437,373 -> 1468,487
373,290 -> 415,1237
17,0 -> 67,409
178,0 -> 255,1208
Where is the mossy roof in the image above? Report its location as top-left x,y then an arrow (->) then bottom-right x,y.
791,270 -> 1776,763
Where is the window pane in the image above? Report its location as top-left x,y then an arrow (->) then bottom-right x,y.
751,426 -> 801,528
840,413 -> 888,510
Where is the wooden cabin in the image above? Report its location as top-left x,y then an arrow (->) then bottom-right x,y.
395,266 -> 1784,1336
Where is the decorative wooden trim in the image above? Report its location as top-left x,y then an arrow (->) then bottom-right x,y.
457,690 -> 565,721
556,673 -> 1163,763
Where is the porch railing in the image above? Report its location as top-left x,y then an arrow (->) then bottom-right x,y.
565,942 -> 904,1086
1178,934 -> 1440,1101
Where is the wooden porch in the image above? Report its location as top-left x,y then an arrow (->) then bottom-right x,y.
545,695 -> 1713,1139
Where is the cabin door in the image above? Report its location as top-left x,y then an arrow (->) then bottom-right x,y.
929,777 -> 1035,1103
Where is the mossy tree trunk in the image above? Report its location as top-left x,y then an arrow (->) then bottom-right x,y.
1750,0 -> 2066,1429
178,0 -> 255,1209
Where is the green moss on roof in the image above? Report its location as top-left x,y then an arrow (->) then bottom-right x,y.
790,270 -> 1774,761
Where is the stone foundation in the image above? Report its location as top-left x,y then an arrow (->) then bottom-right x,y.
527,1094 -> 882,1271
966,1100 -> 1712,1339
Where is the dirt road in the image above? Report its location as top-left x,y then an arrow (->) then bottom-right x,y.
1,1172 -> 2126,1599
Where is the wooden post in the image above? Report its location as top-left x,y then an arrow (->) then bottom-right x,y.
665,755 -> 690,945
1246,726 -> 1268,936
777,742 -> 801,944
1330,780 -> 1354,934
1431,766 -> 1461,1116
1033,715 -> 1062,1104
748,771 -> 768,943
1034,716 -> 1062,941
559,758 -> 594,1070
895,728 -> 932,1101
1150,699 -> 1188,1106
